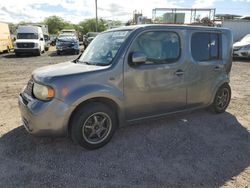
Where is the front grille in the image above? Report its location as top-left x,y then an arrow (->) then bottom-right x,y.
17,42 -> 35,48
24,79 -> 34,96
61,43 -> 74,47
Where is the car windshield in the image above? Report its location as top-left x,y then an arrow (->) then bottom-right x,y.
59,34 -> 76,38
17,33 -> 38,39
78,30 -> 130,66
240,34 -> 250,43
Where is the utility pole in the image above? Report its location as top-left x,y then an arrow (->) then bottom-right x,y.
95,0 -> 98,32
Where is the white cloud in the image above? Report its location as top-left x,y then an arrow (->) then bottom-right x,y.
0,0 -> 183,23
192,0 -> 217,8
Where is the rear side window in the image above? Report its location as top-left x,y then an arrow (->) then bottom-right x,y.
191,32 -> 221,61
130,31 -> 180,64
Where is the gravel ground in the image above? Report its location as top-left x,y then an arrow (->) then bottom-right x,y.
0,49 -> 250,187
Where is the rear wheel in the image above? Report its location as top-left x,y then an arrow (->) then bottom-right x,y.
211,83 -> 231,113
70,102 -> 118,149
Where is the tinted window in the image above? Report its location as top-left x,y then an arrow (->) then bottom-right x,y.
130,31 -> 180,64
191,32 -> 221,61
17,33 -> 38,39
210,33 -> 219,59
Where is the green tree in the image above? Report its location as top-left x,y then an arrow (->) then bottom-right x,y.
78,19 -> 108,34
43,16 -> 68,34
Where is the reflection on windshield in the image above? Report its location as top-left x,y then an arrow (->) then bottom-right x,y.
17,33 -> 38,39
79,30 -> 130,66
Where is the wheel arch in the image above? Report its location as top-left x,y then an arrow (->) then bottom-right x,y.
210,80 -> 230,105
67,97 -> 123,136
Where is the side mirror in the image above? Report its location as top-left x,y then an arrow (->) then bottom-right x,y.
131,52 -> 147,65
40,38 -> 44,41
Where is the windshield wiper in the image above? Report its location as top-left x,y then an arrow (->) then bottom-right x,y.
75,60 -> 109,66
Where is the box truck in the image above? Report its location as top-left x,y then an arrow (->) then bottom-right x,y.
0,22 -> 13,53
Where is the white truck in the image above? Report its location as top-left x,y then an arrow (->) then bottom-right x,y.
14,25 -> 45,56
0,22 -> 13,53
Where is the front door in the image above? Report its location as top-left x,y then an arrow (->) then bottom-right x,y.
123,30 -> 187,121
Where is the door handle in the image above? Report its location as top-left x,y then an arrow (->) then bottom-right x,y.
213,66 -> 221,72
175,70 -> 184,76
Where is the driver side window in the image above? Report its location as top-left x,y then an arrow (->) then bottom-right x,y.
130,31 -> 180,64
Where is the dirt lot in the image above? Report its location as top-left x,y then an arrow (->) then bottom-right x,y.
0,48 -> 250,187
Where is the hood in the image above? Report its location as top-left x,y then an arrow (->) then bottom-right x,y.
32,61 -> 107,82
15,39 -> 39,43
57,37 -> 78,43
233,41 -> 250,47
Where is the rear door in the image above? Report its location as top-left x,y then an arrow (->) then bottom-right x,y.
187,31 -> 223,107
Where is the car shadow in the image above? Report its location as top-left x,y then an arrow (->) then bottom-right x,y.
233,57 -> 250,62
48,51 -> 78,57
0,111 -> 249,187
0,52 -> 37,59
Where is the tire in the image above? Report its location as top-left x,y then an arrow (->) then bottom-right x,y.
36,49 -> 41,56
74,50 -> 80,55
45,47 -> 49,51
70,102 -> 118,149
57,51 -> 61,55
211,83 -> 231,113
15,52 -> 20,57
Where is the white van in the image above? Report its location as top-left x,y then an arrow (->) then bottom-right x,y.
14,26 -> 45,56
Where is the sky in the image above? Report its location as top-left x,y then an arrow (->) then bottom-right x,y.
0,0 -> 250,24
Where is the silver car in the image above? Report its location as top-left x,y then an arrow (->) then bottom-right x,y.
18,25 -> 233,149
233,34 -> 250,58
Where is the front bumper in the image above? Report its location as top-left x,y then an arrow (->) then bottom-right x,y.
14,48 -> 40,54
233,49 -> 250,58
18,92 -> 70,136
56,45 -> 79,52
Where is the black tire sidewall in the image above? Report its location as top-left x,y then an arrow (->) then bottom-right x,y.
212,83 -> 231,113
70,102 -> 117,149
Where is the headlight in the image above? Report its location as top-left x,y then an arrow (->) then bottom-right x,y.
56,41 -> 61,46
14,42 -> 17,48
241,45 -> 250,50
34,43 -> 39,48
33,83 -> 55,101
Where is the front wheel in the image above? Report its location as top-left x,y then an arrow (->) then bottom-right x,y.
211,83 -> 231,113
70,102 -> 118,149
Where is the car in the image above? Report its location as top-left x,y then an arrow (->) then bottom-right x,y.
56,34 -> 80,55
49,35 -> 57,46
233,34 -> 250,58
18,25 -> 233,149
44,34 -> 50,51
83,32 -> 99,47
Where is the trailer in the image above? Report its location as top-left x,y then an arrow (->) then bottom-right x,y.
0,22 -> 13,53
221,20 -> 250,42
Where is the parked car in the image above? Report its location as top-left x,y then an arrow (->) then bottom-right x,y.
56,34 -> 80,55
233,33 -> 250,58
83,32 -> 99,47
0,22 -> 13,53
14,25 -> 45,56
18,25 -> 233,149
50,35 -> 57,46
44,34 -> 50,51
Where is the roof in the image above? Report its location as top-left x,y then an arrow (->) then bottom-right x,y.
107,24 -> 228,32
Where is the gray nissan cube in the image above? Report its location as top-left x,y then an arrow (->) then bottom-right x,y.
18,25 -> 233,149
